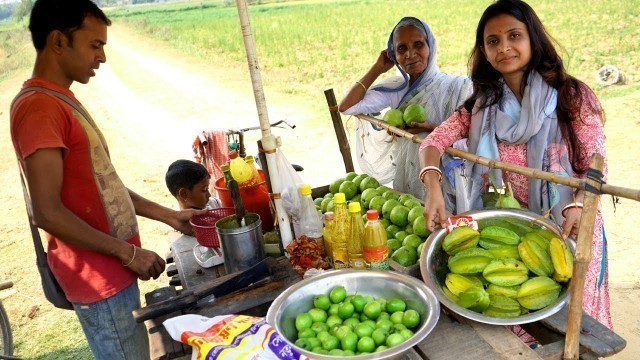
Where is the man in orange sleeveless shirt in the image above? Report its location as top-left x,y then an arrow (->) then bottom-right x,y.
10,1 -> 204,358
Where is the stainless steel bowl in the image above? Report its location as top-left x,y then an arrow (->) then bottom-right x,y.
266,270 -> 440,359
420,208 -> 574,325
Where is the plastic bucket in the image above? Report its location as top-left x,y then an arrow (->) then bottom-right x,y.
213,169 -> 274,231
215,213 -> 265,274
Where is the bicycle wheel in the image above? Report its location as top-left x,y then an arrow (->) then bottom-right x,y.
0,301 -> 13,356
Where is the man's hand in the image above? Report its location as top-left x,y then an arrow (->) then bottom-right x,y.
168,209 -> 208,236
123,245 -> 166,280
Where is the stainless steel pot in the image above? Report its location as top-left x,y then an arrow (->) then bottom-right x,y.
420,208 -> 574,325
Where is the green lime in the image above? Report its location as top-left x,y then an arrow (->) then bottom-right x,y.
372,328 -> 389,346
328,303 -> 339,316
357,336 -> 376,353
386,224 -> 401,239
376,345 -> 389,352
405,223 -> 414,234
339,181 -> 358,200
362,319 -> 376,330
343,350 -> 355,356
343,317 -> 360,330
338,302 -> 355,320
375,298 -> 387,311
295,313 -> 313,331
394,231 -> 408,242
298,327 -> 316,339
308,308 -> 327,323
329,178 -> 345,194
316,331 -> 331,342
390,311 -> 404,325
352,174 -> 368,190
387,238 -> 402,256
363,301 -> 382,320
390,205 -> 410,227
402,309 -> 421,329
314,294 -> 331,311
380,218 -> 391,229
326,314 -> 343,328
345,172 -> 358,181
334,325 -> 352,340
326,200 -> 336,213
354,323 -> 374,338
320,198 -> 331,213
324,192 -> 334,199
382,199 -> 400,219
402,234 -> 422,249
386,333 -> 405,347
359,176 -> 380,193
311,322 -> 329,334
314,197 -> 324,207
369,196 -> 386,214
413,216 -> 431,238
393,323 -> 407,333
407,207 -> 423,224
376,185 -> 391,193
417,242 -> 425,255
351,295 -> 366,313
359,312 -> 370,322
307,337 -> 321,349
382,190 -> 400,201
399,328 -> 414,340
329,286 -> 347,304
295,338 -> 313,349
321,335 -> 339,351
361,188 -> 380,208
376,318 -> 394,332
391,246 -> 418,266
341,331 -> 358,352
328,349 -> 344,356
386,298 -> 407,313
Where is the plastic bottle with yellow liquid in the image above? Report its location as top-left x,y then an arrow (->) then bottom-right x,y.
228,150 -> 252,187
331,193 -> 350,269
363,209 -> 389,270
322,212 -> 334,267
347,202 -> 366,269
244,155 -> 262,186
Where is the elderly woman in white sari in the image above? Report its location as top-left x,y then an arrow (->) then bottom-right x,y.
339,17 -> 471,199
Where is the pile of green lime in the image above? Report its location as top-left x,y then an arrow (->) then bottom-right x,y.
292,285 -> 421,355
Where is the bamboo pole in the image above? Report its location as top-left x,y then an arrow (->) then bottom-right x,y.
563,154 -> 604,360
235,0 -> 293,248
324,89 -> 355,173
356,113 -> 640,201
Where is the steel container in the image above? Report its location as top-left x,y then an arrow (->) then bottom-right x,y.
215,213 -> 265,273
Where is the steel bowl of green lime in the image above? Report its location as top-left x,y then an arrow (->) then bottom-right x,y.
420,208 -> 575,326
266,270 -> 439,359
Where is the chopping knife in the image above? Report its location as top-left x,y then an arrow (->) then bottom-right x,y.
133,256 -> 277,323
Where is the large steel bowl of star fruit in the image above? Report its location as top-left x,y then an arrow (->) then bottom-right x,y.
420,208 -> 575,325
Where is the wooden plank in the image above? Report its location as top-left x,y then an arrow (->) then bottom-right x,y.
540,306 -> 626,357
400,348 -> 423,359
466,321 -> 542,360
414,314 -> 503,360
144,286 -> 186,360
534,340 -> 600,360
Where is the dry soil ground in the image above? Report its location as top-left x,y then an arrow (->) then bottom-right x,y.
0,24 -> 638,358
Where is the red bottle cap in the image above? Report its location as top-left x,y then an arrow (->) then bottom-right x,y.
229,150 -> 238,159
366,209 -> 379,220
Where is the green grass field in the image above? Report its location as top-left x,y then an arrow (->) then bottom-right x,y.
0,0 -> 638,358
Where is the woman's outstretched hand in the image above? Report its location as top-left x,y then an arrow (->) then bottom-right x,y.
423,183 -> 448,232
375,49 -> 394,74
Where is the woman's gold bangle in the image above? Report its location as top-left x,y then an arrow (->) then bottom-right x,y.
355,81 -> 367,92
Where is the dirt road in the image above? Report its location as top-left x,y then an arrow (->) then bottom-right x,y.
0,23 -> 638,358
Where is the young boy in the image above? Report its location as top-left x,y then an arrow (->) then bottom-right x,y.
165,159 -> 221,210
166,159 -> 224,267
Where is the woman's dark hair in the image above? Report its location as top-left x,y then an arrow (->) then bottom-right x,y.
464,0 -> 602,173
29,0 -> 111,51
165,160 -> 211,197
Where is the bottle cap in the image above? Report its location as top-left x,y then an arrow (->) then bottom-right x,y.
229,150 -> 238,159
324,212 -> 334,221
366,209 -> 379,220
348,202 -> 361,213
221,164 -> 230,172
245,155 -> 255,164
333,193 -> 346,204
299,184 -> 312,196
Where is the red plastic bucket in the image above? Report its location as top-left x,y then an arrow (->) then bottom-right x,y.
213,169 -> 274,231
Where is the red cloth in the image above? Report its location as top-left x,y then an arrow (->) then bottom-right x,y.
11,78 -> 139,303
192,130 -> 228,183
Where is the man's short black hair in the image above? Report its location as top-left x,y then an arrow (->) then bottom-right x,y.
29,0 -> 111,51
165,160 -> 211,197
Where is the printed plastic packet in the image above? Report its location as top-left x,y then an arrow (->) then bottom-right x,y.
163,314 -> 307,360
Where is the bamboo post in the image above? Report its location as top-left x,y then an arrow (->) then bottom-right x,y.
564,154 -> 605,359
324,89 -> 355,173
355,113 -> 640,202
235,0 -> 293,248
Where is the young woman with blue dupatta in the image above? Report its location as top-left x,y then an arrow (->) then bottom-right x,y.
419,0 -> 612,336
339,17 -> 471,199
